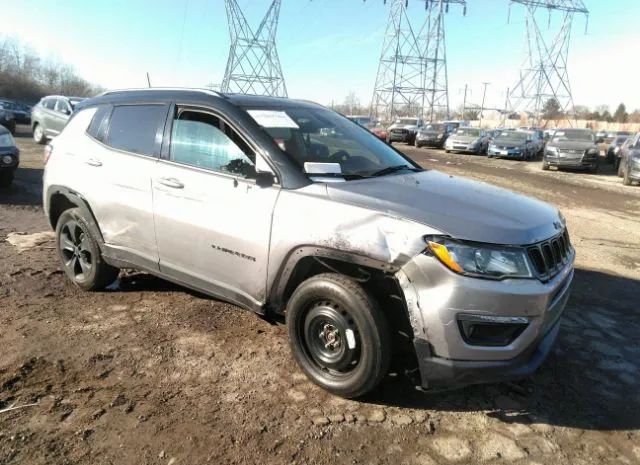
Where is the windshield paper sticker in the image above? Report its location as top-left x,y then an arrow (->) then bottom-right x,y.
247,110 -> 299,129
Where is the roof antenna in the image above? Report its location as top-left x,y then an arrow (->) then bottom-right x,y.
146,72 -> 152,88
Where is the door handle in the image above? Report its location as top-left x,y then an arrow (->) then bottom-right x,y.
85,158 -> 102,167
157,177 -> 184,189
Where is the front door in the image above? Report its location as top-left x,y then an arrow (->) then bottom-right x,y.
152,106 -> 280,309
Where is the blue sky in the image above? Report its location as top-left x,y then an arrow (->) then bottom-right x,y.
4,0 -> 640,110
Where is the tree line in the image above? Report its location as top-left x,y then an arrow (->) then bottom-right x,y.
0,36 -> 103,104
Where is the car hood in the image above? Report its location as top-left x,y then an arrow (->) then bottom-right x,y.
389,124 -> 418,130
449,134 -> 479,143
326,170 -> 562,245
419,130 -> 443,136
547,140 -> 596,150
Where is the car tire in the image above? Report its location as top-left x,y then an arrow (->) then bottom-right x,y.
286,272 -> 391,399
542,161 -> 550,171
589,164 -> 599,174
0,170 -> 14,188
33,124 -> 46,145
622,167 -> 632,186
445,149 -> 450,153
55,208 -> 119,291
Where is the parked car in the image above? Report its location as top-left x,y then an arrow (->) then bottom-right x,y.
595,130 -> 607,143
370,125 -> 389,141
487,130 -> 538,160
444,127 -> 489,154
0,108 -> 16,134
0,100 -> 31,124
414,122 -> 454,149
31,95 -> 85,144
518,129 -> 545,156
44,88 -> 574,397
617,132 -> 640,186
614,138 -> 633,170
0,125 -> 19,187
542,128 -> 599,172
606,135 -> 631,164
386,117 -> 424,144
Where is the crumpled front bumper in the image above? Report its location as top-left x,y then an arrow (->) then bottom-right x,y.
396,249 -> 574,390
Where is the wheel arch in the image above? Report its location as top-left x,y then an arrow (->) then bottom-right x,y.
46,186 -> 105,249
269,246 -> 418,368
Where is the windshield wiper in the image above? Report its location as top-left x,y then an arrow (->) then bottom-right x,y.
370,165 -> 420,177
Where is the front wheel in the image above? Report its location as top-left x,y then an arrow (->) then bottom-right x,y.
55,208 -> 119,291
542,161 -> 550,171
286,273 -> 390,398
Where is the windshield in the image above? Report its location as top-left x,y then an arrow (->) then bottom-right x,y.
552,130 -> 594,142
396,118 -> 418,126
246,106 -> 419,179
497,131 -> 527,141
424,124 -> 444,131
455,128 -> 480,137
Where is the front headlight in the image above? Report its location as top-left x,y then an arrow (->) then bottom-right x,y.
0,133 -> 14,147
426,237 -> 533,279
546,146 -> 559,155
587,148 -> 599,155
437,133 -> 444,138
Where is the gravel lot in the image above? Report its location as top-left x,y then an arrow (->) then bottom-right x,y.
1,125 -> 639,465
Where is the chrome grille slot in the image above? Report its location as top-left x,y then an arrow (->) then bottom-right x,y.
527,230 -> 572,280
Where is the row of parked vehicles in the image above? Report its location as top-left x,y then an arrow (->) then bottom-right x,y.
361,116 -> 639,186
0,95 -> 84,188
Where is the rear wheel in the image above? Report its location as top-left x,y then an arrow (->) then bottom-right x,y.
55,208 -> 119,291
287,273 -> 390,398
33,124 -> 46,144
541,161 -> 550,171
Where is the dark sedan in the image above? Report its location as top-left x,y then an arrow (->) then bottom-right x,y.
0,125 -> 19,187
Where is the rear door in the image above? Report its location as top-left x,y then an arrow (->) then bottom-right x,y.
152,105 -> 280,307
84,103 -> 169,270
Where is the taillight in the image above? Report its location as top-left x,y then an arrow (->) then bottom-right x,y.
44,144 -> 53,165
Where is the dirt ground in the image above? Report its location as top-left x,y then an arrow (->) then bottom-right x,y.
1,125 -> 639,465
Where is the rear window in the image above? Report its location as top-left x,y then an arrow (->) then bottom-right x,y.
106,105 -> 167,157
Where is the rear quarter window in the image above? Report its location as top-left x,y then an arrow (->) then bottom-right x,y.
105,104 -> 167,157
86,105 -> 112,142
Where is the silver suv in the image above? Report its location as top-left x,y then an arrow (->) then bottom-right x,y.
43,88 -> 574,398
31,95 -> 85,144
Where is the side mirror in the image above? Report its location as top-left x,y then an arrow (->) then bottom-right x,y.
255,155 -> 275,187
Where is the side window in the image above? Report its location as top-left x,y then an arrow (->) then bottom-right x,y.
86,105 -> 112,142
43,99 -> 56,110
170,109 -> 256,178
106,105 -> 166,157
55,100 -> 70,115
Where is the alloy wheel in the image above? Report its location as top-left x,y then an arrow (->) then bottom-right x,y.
59,220 -> 93,282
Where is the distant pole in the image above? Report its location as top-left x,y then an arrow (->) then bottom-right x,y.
146,72 -> 152,88
503,86 -> 510,126
462,84 -> 468,119
479,81 -> 490,127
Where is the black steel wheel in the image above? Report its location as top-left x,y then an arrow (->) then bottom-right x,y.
287,273 -> 390,398
55,208 -> 119,291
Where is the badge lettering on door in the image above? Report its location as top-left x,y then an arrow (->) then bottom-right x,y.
211,244 -> 256,262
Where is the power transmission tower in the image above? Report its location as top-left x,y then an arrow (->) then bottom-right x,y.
370,0 -> 466,122
221,0 -> 288,97
507,0 -> 588,127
